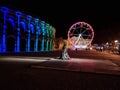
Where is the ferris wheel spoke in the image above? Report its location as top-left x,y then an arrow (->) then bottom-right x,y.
75,35 -> 81,45
82,34 -> 91,37
80,28 -> 83,34
70,28 -> 76,35
70,33 -> 79,37
80,36 -> 85,42
72,29 -> 80,34
81,29 -> 88,34
75,33 -> 84,45
70,33 -> 78,35
83,34 -> 92,39
87,34 -> 92,38
87,35 -> 92,39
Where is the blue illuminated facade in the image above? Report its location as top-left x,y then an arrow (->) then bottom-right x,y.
0,6 -> 56,53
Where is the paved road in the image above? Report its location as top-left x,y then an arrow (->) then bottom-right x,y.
0,50 -> 120,90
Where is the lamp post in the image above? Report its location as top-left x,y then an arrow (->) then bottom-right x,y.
114,40 -> 119,52
114,40 -> 118,47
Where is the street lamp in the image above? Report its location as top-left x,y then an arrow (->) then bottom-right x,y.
114,40 -> 119,50
114,40 -> 118,43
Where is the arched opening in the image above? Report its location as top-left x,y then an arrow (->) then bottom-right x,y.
0,22 -> 2,43
7,18 -> 15,36
30,39 -> 34,51
6,18 -> 15,52
20,38 -> 26,52
38,37 -> 42,51
20,21 -> 26,52
7,36 -> 15,52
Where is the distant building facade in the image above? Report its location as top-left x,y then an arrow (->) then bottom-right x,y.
0,6 -> 56,53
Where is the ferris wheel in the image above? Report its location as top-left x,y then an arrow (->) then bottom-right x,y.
67,21 -> 94,49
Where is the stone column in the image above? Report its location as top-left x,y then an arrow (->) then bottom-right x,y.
26,15 -> 32,52
0,7 -> 8,52
34,18 -> 39,52
49,26 -> 54,51
15,11 -> 22,52
41,21 -> 45,51
45,23 -> 49,51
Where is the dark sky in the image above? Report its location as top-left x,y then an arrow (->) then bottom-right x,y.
1,0 -> 120,44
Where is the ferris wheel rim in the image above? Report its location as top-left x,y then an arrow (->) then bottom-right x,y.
67,21 -> 94,48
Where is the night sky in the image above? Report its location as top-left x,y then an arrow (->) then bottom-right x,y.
1,0 -> 120,44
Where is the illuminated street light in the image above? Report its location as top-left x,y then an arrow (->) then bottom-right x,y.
114,40 -> 119,50
114,40 -> 118,43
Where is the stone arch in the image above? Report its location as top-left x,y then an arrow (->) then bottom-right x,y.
7,17 -> 15,28
30,24 -> 34,34
7,17 -> 15,36
20,21 -> 26,32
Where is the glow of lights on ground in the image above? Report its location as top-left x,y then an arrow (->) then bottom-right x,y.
1,56 -> 120,75
0,56 -> 49,62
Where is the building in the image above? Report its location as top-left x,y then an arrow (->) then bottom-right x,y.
0,6 -> 56,53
